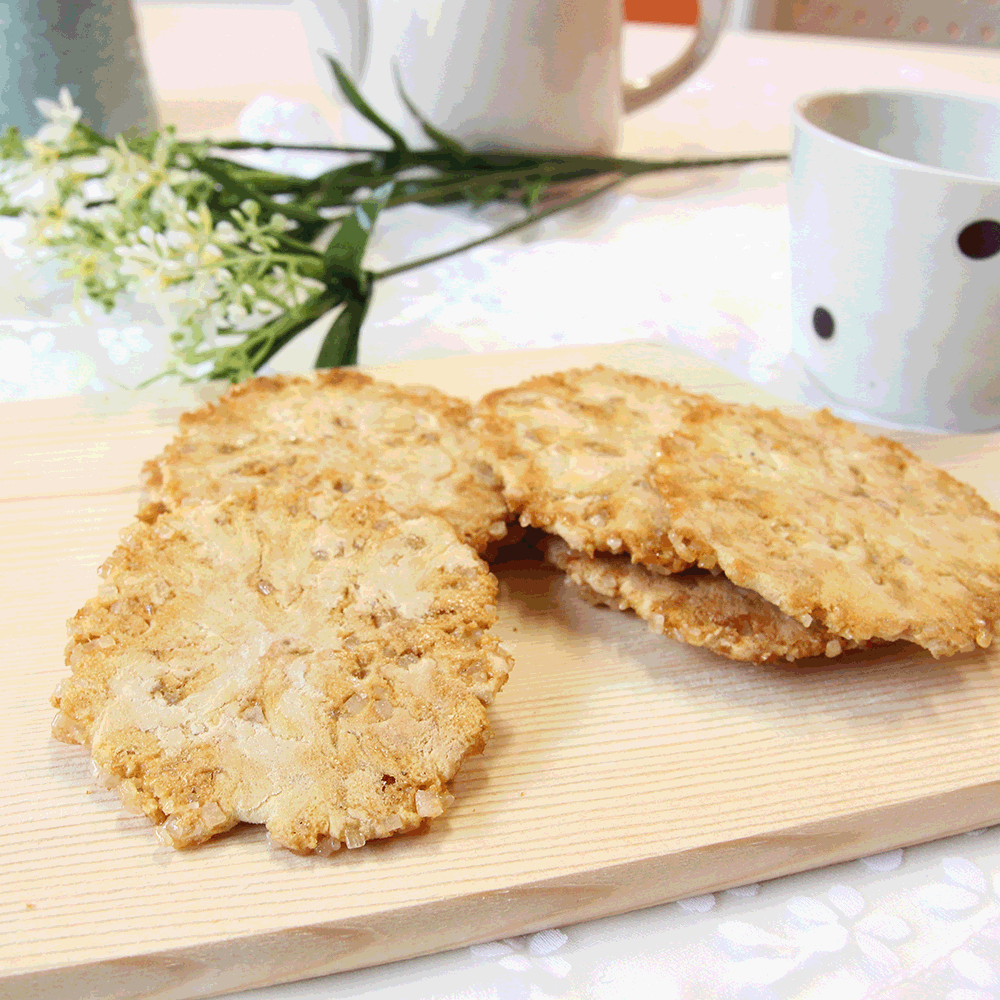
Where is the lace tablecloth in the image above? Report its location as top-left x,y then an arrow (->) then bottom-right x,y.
7,17 -> 1000,999
241,827 -> 1000,1000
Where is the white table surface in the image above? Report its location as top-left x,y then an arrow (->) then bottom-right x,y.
7,10 -> 1000,999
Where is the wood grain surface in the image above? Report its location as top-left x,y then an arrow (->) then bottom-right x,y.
4,341 -> 1000,1000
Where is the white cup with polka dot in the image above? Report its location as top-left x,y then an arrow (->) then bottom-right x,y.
789,89 -> 1000,432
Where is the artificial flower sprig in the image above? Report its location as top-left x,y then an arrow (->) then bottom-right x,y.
0,62 -> 785,384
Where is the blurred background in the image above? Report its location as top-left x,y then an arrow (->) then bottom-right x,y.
130,0 -> 1000,138
4,0 -> 998,401
625,0 -> 698,23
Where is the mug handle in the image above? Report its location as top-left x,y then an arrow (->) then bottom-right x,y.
622,0 -> 730,113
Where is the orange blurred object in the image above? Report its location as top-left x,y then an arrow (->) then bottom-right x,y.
623,0 -> 697,24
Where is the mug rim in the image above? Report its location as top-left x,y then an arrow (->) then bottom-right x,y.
792,87 -> 1000,184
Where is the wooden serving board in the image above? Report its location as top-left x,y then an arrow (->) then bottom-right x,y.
5,341 -> 1000,1000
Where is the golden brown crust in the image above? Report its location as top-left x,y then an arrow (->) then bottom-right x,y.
653,401 -> 1000,658
52,482 -> 511,853
545,537 -> 872,663
143,371 -> 509,553
475,366 -> 704,570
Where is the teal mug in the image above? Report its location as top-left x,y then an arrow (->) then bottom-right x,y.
0,0 -> 156,136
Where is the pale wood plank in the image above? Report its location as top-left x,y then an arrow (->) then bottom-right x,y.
4,342 -> 1000,1000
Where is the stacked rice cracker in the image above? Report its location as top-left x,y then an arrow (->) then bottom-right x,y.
52,371 -> 513,854
476,366 -> 1000,664
52,364 -> 1000,854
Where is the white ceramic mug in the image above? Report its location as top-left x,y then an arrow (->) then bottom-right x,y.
789,90 -> 1000,432
296,0 -> 730,154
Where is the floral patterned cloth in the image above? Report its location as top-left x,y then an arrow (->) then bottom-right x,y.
229,826 -> 1000,999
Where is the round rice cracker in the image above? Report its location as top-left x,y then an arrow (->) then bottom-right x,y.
476,366 -> 705,571
52,484 -> 512,854
544,537 -> 873,664
653,401 -> 1000,658
142,370 -> 509,554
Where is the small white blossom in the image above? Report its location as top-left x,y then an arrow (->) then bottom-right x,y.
34,87 -> 82,145
0,89 -> 323,381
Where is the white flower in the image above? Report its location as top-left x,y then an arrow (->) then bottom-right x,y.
35,86 -> 81,124
72,156 -> 110,176
80,177 -> 110,202
33,87 -> 82,145
0,93 -> 327,381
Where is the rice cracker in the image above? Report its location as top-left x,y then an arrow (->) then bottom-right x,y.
143,370 -> 509,553
545,537 -> 872,663
51,483 -> 511,853
476,366 -> 703,571
653,400 -> 1000,658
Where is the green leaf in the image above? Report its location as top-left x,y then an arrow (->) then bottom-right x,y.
217,165 -> 317,194
71,120 -> 112,150
315,291 -> 371,368
392,65 -> 467,156
0,126 -> 26,160
326,56 -> 410,153
209,139 -> 394,154
303,158 -> 388,206
521,178 -> 548,210
323,180 -> 394,277
195,156 -> 326,224
208,288 -> 341,381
